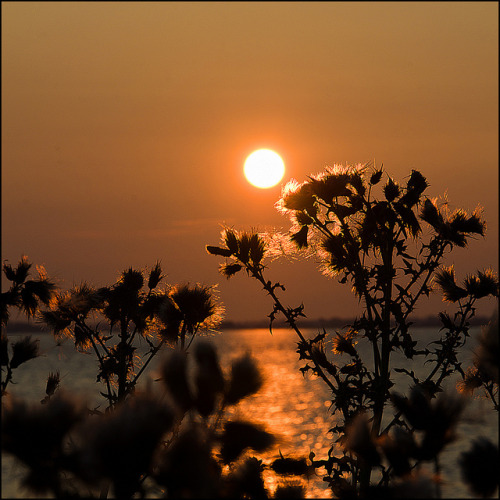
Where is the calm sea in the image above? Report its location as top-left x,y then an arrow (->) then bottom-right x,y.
2,327 -> 498,498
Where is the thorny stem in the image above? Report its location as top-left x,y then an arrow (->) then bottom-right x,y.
360,229 -> 395,494
1,364 -> 14,394
185,324 -> 200,351
483,383 -> 499,411
180,323 -> 187,350
313,207 -> 383,378
117,318 -> 130,401
381,297 -> 478,436
392,239 -> 448,340
250,264 -> 337,395
130,338 -> 166,388
425,298 -> 475,385
88,334 -> 115,407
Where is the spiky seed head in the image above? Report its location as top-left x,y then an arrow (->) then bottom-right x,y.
206,245 -> 233,257
459,438 -> 499,498
219,263 -> 243,278
369,169 -> 383,185
158,350 -> 194,412
290,225 -> 309,249
276,179 -> 316,215
9,336 -> 39,369
384,178 -> 400,202
147,262 -> 164,289
420,198 -> 443,229
407,169 -> 428,196
225,353 -> 263,405
434,266 -> 468,302
224,228 -> 239,254
45,371 -> 60,397
119,268 -> 144,291
219,421 -> 275,463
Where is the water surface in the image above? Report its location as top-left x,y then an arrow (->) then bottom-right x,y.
2,327 -> 497,498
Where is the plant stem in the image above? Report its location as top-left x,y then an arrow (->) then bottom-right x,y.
252,266 -> 337,394
130,338 -> 165,388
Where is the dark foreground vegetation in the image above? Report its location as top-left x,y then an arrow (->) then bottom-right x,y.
2,164 -> 499,498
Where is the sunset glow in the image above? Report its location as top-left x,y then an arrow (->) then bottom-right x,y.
244,149 -> 285,189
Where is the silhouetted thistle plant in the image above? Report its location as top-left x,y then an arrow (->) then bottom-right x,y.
38,263 -> 224,407
1,339 -> 304,498
1,256 -> 57,395
459,437 -> 500,498
2,258 -> 308,498
457,309 -> 499,411
2,391 -> 87,496
207,163 -> 499,497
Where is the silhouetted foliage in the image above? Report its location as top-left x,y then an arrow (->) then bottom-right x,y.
2,340 -> 302,498
208,163 -> 499,497
1,257 -> 57,394
2,260 -> 305,498
35,263 -> 223,406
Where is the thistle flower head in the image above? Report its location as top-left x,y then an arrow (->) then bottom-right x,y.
343,412 -> 381,466
119,268 -> 144,292
235,231 -> 267,266
219,263 -> 243,279
391,385 -> 433,430
406,169 -> 428,196
309,169 -> 352,203
459,438 -> 499,498
456,366 -> 483,395
9,336 -> 40,369
418,392 -> 465,460
39,309 -> 72,337
377,427 -> 416,476
223,228 -> 239,254
434,266 -> 468,302
420,198 -> 444,229
76,392 -> 174,497
158,349 -> 194,412
168,283 -> 223,332
276,179 -> 316,215
53,283 -> 102,319
147,261 -> 164,289
332,329 -> 358,357
3,255 -> 32,284
384,178 -> 401,202
464,269 -> 499,299
228,457 -> 268,499
2,391 -> 86,472
219,421 -> 275,463
224,352 -> 263,405
45,371 -> 60,398
193,341 -> 225,417
474,309 -> 499,384
154,423 -> 217,497
448,207 -> 485,237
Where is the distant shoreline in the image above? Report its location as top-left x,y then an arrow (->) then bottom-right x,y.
2,314 -> 494,334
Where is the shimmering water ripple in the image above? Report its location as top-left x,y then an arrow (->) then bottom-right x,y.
2,327 -> 497,498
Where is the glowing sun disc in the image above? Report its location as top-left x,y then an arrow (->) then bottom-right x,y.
244,149 -> 285,188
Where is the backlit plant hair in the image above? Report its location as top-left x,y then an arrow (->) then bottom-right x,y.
208,163 -> 498,497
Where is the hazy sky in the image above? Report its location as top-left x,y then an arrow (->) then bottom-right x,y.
2,2 -> 498,322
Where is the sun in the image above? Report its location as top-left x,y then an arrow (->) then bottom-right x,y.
244,149 -> 285,189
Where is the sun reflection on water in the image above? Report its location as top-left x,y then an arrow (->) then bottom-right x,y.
218,329 -> 337,498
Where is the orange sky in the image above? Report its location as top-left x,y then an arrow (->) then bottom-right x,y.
2,2 -> 498,321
